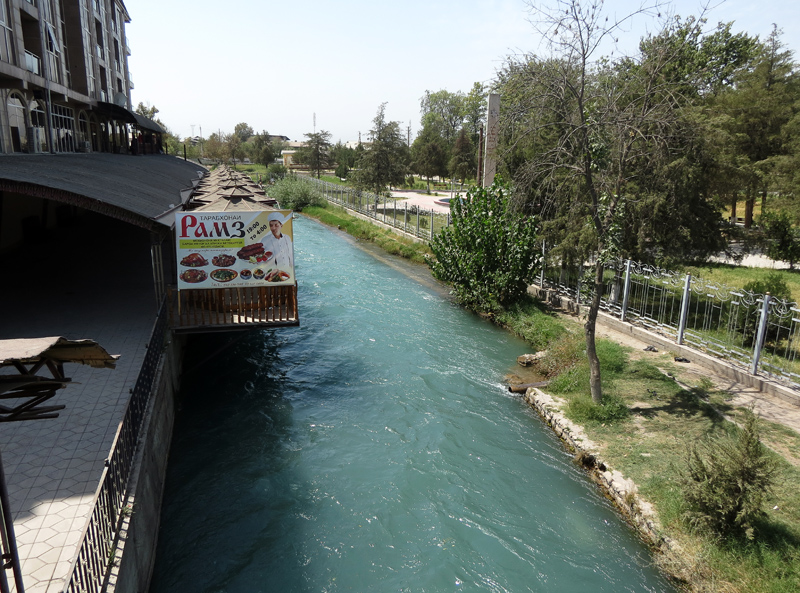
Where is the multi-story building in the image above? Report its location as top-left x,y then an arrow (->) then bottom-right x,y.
0,0 -> 161,155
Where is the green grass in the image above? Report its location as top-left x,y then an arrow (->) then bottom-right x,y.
497,302 -> 800,592
302,203 -> 432,263
684,263 -> 800,303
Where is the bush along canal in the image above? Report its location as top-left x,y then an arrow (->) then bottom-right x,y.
148,216 -> 678,593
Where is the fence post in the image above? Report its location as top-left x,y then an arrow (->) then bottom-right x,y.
676,273 -> 692,345
620,259 -> 633,322
539,241 -> 545,287
430,211 -> 434,240
751,293 -> 772,376
404,202 -> 408,233
416,208 -> 420,237
576,266 -> 583,305
383,194 -> 387,223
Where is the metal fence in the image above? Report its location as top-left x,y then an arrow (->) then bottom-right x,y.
302,176 -> 452,241
62,299 -> 168,593
542,258 -> 800,391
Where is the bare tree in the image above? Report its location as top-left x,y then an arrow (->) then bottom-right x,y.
499,0 -> 723,402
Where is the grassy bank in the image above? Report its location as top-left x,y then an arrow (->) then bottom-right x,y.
302,203 -> 432,264
684,263 -> 800,303
501,297 -> 800,593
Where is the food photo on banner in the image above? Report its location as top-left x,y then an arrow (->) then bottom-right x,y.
175,210 -> 295,290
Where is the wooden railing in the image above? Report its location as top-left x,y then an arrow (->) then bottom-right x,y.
168,285 -> 299,332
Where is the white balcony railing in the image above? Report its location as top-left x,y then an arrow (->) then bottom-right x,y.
25,51 -> 41,75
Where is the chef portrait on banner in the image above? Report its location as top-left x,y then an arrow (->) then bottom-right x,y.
261,211 -> 294,274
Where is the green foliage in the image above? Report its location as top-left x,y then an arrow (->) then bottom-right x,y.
295,130 -> 333,179
759,212 -> 800,269
567,393 -> 630,423
682,409 -> 780,540
743,272 -> 793,302
351,103 -> 409,195
268,176 -> 324,211
302,204 -> 432,264
427,179 -> 539,311
334,162 -> 349,179
494,296 -> 565,352
234,122 -> 254,142
266,164 -> 287,180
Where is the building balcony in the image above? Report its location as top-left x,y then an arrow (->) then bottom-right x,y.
25,51 -> 41,75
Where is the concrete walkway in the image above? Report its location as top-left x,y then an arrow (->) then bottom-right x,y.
0,219 -> 157,592
390,189 -> 454,214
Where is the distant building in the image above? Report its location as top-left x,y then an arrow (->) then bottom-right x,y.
0,0 -> 162,155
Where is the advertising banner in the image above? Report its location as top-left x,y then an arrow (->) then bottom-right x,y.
176,210 -> 295,290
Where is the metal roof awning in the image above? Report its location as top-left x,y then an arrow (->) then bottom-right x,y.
133,113 -> 165,134
93,103 -> 165,134
0,153 -> 207,231
94,101 -> 138,124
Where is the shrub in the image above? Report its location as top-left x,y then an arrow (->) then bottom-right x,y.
681,409 -> 779,540
736,273 -> 794,345
268,175 -> 325,211
567,393 -> 630,423
266,163 -> 287,180
427,178 -> 539,312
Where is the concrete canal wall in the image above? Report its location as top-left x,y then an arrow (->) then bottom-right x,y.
106,333 -> 186,593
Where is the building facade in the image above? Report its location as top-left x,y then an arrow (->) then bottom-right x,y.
0,0 -> 158,155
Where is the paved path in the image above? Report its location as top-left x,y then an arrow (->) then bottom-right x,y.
0,221 -> 156,592
390,189 -> 454,214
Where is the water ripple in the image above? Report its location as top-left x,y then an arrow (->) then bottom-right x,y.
150,216 -> 676,593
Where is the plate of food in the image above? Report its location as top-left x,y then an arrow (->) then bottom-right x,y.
237,243 -> 265,261
210,269 -> 238,283
180,269 -> 208,283
265,269 -> 291,282
212,254 -> 236,267
240,269 -> 252,280
180,253 -> 208,267
253,268 -> 265,280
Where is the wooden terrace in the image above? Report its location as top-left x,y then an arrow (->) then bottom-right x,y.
167,284 -> 299,333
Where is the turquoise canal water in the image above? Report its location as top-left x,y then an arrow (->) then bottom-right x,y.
149,216 -> 677,593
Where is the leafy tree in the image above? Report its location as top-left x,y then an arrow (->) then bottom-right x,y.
225,132 -> 243,167
462,82 -> 488,143
252,130 -> 279,167
759,212 -> 800,269
449,128 -> 476,182
295,130 -> 333,178
352,103 -> 409,195
234,122 -> 254,143
712,26 -> 799,227
134,101 -> 163,126
682,409 -> 779,540
203,132 -> 225,162
428,179 -> 539,311
498,1 -> 740,403
331,141 -> 357,174
420,89 -> 466,146
411,124 -> 448,192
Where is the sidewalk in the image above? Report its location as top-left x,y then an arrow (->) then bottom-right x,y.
0,222 -> 157,592
390,189 -> 453,214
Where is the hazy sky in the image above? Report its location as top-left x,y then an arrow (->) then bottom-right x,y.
123,0 -> 800,144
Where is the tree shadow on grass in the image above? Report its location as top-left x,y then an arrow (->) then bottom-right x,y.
630,387 -> 733,429
718,516 -> 800,568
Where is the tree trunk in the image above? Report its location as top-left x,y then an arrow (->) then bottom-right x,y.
586,260 -> 604,403
744,185 -> 755,228
730,195 -> 737,223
